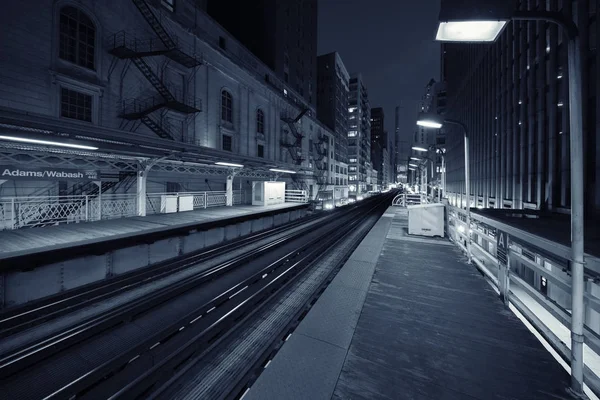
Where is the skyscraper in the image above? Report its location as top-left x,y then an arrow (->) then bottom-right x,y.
370,107 -> 385,188
207,0 -> 317,107
317,52 -> 350,165
348,74 -> 371,194
440,0 -> 599,213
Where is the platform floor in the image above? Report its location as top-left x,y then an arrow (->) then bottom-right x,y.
245,207 -> 571,400
0,203 -> 303,261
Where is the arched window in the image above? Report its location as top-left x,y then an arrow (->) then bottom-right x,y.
59,6 -> 96,70
256,109 -> 265,134
221,90 -> 233,123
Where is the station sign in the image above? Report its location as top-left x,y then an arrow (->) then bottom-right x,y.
0,165 -> 101,181
497,229 -> 509,266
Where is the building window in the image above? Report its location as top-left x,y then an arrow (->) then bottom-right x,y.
256,109 -> 265,134
257,144 -> 264,158
60,87 -> 92,122
162,0 -> 175,11
222,134 -> 232,151
221,90 -> 233,123
59,6 -> 96,70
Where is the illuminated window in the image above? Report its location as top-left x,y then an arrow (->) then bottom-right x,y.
348,130 -> 357,137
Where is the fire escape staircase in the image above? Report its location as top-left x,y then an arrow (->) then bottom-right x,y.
107,0 -> 203,140
279,109 -> 309,166
312,133 -> 328,186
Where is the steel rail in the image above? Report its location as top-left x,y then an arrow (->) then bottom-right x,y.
0,200 -> 370,391
39,196 -> 386,400
0,211 -> 322,337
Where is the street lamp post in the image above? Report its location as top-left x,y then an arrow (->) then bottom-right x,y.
434,1 -> 586,395
416,117 -> 471,262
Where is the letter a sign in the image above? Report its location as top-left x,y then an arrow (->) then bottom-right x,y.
497,230 -> 508,265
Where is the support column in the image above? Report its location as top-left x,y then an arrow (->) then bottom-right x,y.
226,174 -> 233,206
137,165 -> 148,216
95,180 -> 102,221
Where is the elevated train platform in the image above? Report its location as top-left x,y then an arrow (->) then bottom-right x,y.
0,202 -> 308,307
243,206 -> 573,400
0,202 -> 306,264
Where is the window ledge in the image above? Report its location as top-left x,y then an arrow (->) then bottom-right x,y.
220,122 -> 236,133
50,69 -> 105,95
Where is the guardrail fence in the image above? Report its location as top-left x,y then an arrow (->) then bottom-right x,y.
391,193 -> 430,207
446,205 -> 600,395
285,189 -> 309,203
0,190 -> 249,230
0,187 -> 313,231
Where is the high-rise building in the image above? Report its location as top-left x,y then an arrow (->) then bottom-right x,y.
441,0 -> 599,214
370,107 -> 387,188
317,51 -> 350,187
348,74 -> 371,194
207,0 -> 318,107
410,79 -> 446,192
395,105 -> 409,184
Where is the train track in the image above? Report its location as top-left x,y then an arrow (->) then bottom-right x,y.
0,195 -> 391,400
0,210 -> 323,337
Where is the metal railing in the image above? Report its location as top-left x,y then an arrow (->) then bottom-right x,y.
391,193 -> 430,207
0,190 -> 248,230
446,205 -> 600,396
285,189 -> 309,203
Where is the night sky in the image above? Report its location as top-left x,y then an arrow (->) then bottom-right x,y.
317,0 -> 441,145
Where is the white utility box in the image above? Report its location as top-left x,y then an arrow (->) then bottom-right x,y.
252,181 -> 285,206
161,195 -> 179,213
407,203 -> 445,237
178,195 -> 194,212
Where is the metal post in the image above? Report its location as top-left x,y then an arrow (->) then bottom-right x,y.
226,175 -> 233,206
567,33 -> 585,397
85,195 -> 89,222
464,131 -> 471,263
137,166 -> 147,216
442,155 -> 446,199
204,192 -> 207,209
95,181 -> 102,221
504,244 -> 511,305
10,197 -> 15,230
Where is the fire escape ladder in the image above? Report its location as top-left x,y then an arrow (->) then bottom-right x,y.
280,111 -> 306,166
289,172 -> 309,192
130,0 -> 201,68
119,95 -> 168,120
140,114 -> 176,140
312,141 -> 327,161
132,0 -> 176,49
131,57 -> 176,102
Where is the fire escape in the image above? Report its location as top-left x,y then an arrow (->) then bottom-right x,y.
280,109 -> 309,190
280,108 -> 309,165
107,0 -> 202,140
312,132 -> 329,188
